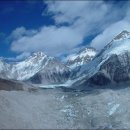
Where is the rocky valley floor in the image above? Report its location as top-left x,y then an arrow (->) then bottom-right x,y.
0,85 -> 130,129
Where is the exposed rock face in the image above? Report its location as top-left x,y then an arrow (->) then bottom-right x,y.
29,59 -> 70,84
100,52 -> 130,83
88,52 -> 130,85
1,30 -> 130,87
0,59 -> 12,79
66,47 -> 96,69
113,30 -> 130,41
0,52 -> 70,85
72,30 -> 130,87
88,72 -> 111,86
0,78 -> 24,91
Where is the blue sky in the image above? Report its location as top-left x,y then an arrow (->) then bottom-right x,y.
0,0 -> 130,60
0,0 -> 54,58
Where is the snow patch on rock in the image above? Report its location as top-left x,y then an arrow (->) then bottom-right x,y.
108,104 -> 120,116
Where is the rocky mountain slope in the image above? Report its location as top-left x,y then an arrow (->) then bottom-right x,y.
0,78 -> 36,91
0,58 -> 11,79
29,58 -> 70,84
0,30 -> 130,88
0,52 -> 70,85
66,47 -> 96,69
1,31 -> 130,129
72,30 -> 130,88
0,78 -> 23,91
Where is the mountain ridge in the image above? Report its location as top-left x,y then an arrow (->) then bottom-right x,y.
71,30 -> 130,88
66,47 -> 96,69
0,52 -> 70,84
0,30 -> 130,88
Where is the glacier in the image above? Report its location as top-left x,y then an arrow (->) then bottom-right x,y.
0,86 -> 130,129
0,31 -> 130,129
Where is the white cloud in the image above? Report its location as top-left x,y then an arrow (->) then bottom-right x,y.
6,52 -> 31,61
46,1 -> 127,36
46,1 -> 107,24
15,52 -> 31,60
9,27 -> 37,40
11,26 -> 83,56
90,20 -> 130,50
9,1 -> 130,56
89,1 -> 130,50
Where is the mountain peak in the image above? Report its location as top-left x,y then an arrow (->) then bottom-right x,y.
66,47 -> 96,69
114,30 -> 130,41
25,51 -> 47,61
31,52 -> 46,57
121,30 -> 130,34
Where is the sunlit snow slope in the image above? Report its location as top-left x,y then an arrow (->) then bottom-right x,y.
72,30 -> 130,87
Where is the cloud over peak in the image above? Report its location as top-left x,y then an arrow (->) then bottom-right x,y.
9,1 -> 130,57
11,26 -> 83,56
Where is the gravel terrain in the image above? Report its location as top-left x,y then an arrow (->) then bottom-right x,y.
0,85 -> 130,129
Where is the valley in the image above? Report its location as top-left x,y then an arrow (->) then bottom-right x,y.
0,85 -> 130,129
0,1 -> 130,129
0,30 -> 130,129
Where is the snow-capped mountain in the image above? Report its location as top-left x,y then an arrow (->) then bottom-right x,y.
29,58 -> 70,84
66,47 -> 96,69
1,30 -> 130,87
113,30 -> 130,41
0,52 -> 70,84
72,30 -> 130,87
0,58 -> 11,79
